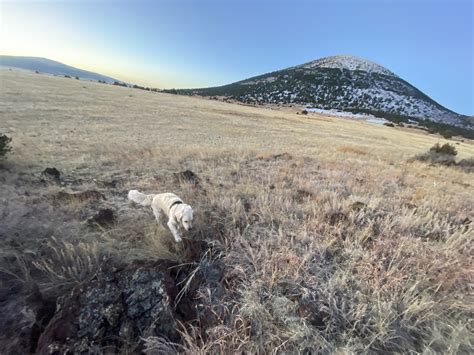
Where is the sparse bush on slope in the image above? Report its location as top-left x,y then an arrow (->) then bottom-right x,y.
430,142 -> 457,156
0,133 -> 12,158
413,143 -> 459,166
32,237 -> 106,284
457,157 -> 474,172
413,142 -> 474,172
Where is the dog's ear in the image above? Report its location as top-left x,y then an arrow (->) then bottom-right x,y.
174,205 -> 184,223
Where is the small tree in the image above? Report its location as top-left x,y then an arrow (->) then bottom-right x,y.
0,134 -> 12,158
430,143 -> 457,156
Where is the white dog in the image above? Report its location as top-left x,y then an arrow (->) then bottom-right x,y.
128,190 -> 193,242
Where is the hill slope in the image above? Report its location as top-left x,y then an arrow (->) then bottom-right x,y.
169,55 -> 471,130
0,55 -> 119,83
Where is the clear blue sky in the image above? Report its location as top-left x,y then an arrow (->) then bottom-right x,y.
1,0 -> 473,114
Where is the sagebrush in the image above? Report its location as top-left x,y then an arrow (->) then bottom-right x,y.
430,142 -> 457,155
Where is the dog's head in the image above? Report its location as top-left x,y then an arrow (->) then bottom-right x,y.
175,204 -> 194,231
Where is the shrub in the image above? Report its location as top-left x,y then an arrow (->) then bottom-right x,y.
441,131 -> 454,139
301,110 -> 308,115
413,143 -> 474,171
32,237 -> 105,284
0,134 -> 12,158
337,145 -> 368,155
430,143 -> 457,156
113,81 -> 128,87
412,143 -> 458,167
457,158 -> 474,172
418,152 -> 456,166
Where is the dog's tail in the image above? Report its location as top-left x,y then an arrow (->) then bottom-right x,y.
128,190 -> 154,206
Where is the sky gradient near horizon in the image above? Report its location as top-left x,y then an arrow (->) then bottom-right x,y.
1,0 -> 473,114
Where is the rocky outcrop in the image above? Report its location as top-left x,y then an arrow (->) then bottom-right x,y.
0,282 -> 55,354
36,260 -> 188,353
36,240 -> 225,354
87,208 -> 115,227
41,167 -> 61,182
173,170 -> 200,186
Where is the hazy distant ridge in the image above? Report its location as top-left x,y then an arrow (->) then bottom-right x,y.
0,55 -> 119,83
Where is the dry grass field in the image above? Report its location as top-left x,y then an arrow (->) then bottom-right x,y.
0,69 -> 473,353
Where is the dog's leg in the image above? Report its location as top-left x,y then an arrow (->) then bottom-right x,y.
167,219 -> 182,242
152,206 -> 163,224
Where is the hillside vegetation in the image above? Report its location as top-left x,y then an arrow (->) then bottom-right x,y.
0,70 -> 473,353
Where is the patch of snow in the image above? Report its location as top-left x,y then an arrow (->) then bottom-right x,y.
366,118 -> 388,125
297,55 -> 396,77
306,107 -> 391,125
242,76 -> 277,85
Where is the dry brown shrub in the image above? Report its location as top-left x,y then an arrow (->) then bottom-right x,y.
336,145 -> 368,155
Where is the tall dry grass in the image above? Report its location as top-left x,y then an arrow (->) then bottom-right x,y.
2,147 -> 471,354
119,150 -> 472,353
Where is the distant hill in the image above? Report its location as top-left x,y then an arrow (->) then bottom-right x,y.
167,55 -> 472,135
0,55 -> 120,84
